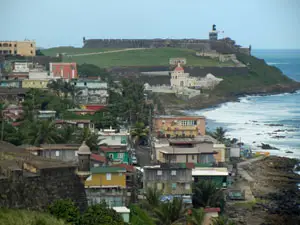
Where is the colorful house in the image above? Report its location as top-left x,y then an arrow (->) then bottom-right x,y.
0,80 -> 21,88
192,167 -> 228,188
153,115 -> 206,138
49,62 -> 78,80
100,146 -> 129,165
22,79 -> 49,89
85,167 -> 128,207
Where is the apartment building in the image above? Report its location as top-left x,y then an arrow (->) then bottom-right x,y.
0,40 -> 36,56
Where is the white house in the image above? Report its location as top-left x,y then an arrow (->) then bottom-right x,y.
98,127 -> 130,147
170,64 -> 223,89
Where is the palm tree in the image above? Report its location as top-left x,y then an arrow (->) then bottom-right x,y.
143,187 -> 161,209
23,120 -> 62,146
130,205 -> 156,225
76,127 -> 98,152
154,197 -> 185,225
47,79 -> 64,97
192,180 -> 224,208
59,125 -> 76,143
211,216 -> 235,225
130,122 -> 149,146
212,127 -> 227,143
187,208 -> 205,225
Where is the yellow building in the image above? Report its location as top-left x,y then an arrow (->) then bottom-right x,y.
85,167 -> 126,188
0,40 -> 36,56
22,80 -> 49,89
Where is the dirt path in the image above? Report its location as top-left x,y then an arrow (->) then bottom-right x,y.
67,48 -> 147,57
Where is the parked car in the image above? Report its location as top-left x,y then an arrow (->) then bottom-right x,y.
131,156 -> 137,165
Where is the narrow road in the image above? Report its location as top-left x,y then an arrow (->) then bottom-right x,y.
136,145 -> 151,167
67,48 -> 147,57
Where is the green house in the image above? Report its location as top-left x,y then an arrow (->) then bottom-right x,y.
192,167 -> 228,188
101,147 -> 129,164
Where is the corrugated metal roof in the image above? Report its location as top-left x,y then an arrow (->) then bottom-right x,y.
91,166 -> 126,174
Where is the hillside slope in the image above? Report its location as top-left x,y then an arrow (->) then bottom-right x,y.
0,208 -> 66,225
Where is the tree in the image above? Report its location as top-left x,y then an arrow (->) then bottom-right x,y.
212,127 -> 227,143
153,198 -> 185,225
77,63 -> 109,79
47,79 -> 65,97
48,199 -> 80,224
130,122 -> 149,146
192,180 -> 224,208
143,187 -> 162,210
22,119 -> 62,146
211,216 -> 235,225
80,202 -> 126,225
130,205 -> 156,225
187,208 -> 205,225
75,127 -> 98,152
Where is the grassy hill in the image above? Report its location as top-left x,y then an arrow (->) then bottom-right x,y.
0,208 -> 66,225
42,47 -> 235,68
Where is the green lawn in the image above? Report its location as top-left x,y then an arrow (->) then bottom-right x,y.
42,47 -> 235,68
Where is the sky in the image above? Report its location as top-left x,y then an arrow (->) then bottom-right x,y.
1,0 -> 300,49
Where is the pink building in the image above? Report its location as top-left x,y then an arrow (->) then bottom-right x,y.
49,62 -> 78,80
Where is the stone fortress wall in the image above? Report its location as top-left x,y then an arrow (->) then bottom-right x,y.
0,142 -> 87,211
83,38 -> 250,56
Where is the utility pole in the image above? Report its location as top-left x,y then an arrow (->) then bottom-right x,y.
149,105 -> 153,163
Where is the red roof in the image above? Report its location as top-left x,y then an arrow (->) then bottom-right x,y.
174,65 -> 184,72
112,164 -> 135,172
84,105 -> 106,111
204,208 -> 221,213
186,162 -> 195,169
99,146 -> 114,152
91,154 -> 106,163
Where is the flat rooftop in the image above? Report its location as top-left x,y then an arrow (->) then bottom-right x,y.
0,141 -> 75,170
159,146 -> 216,154
153,115 -> 205,119
192,167 -> 228,176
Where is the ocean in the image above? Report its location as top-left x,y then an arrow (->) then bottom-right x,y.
189,50 -> 300,159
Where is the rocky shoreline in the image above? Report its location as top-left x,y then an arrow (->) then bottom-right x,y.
227,156 -> 300,225
163,83 -> 300,113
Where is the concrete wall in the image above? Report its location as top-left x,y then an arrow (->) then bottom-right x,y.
41,149 -> 78,162
0,168 -> 87,211
29,70 -> 51,80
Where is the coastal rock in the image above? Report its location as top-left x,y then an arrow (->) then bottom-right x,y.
265,124 -> 284,127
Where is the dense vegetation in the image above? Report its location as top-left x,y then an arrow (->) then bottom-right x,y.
212,53 -> 298,96
0,208 -> 66,225
42,47 -> 235,68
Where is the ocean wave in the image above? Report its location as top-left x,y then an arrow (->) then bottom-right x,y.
267,62 -> 290,65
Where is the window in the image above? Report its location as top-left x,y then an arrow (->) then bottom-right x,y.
30,51 -> 33,54
14,50 -> 17,54
157,183 -> 162,190
106,173 -> 111,180
55,151 -> 60,156
185,183 -> 190,190
9,44 -> 12,47
119,172 -> 122,176
171,170 -> 176,176
171,183 -> 177,190
94,163 -> 99,167
111,136 -> 115,140
157,170 -> 162,176
118,153 -> 124,158
84,82 -> 87,86
109,153 -> 113,159
14,44 -> 17,47
192,155 -> 195,160
31,44 -> 33,47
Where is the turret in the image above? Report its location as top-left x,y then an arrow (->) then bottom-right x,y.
76,141 -> 91,181
209,24 -> 218,41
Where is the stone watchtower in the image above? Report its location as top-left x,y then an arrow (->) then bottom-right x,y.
76,141 -> 91,182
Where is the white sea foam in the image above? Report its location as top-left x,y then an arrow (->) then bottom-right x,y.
267,62 -> 290,65
190,92 -> 300,159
